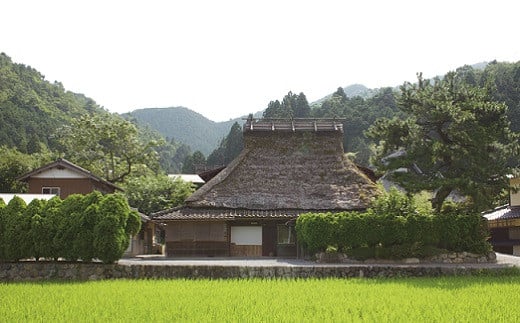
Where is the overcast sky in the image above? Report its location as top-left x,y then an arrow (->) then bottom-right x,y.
2,0 -> 519,121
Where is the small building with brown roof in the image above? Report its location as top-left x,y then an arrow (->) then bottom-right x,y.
17,158 -> 122,199
17,158 -> 156,256
152,118 -> 380,258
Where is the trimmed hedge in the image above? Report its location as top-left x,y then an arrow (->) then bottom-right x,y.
0,192 -> 141,264
296,189 -> 491,259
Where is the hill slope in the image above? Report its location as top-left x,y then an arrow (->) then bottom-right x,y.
0,53 -> 107,153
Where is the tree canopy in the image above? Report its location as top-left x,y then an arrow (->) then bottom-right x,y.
366,72 -> 519,212
58,114 -> 160,183
263,91 -> 311,118
123,174 -> 195,214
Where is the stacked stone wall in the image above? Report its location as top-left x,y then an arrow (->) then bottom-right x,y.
0,258 -> 510,282
316,251 -> 498,264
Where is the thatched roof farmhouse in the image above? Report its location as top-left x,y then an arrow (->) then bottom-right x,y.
153,118 -> 379,257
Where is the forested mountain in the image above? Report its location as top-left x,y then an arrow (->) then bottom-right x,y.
0,53 -> 106,153
2,50 -> 519,175
125,107 -> 245,155
228,60 -> 520,167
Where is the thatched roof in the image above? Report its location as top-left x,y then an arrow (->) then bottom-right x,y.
184,118 -> 378,211
153,119 -> 379,221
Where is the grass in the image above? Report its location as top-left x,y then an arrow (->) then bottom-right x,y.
1,276 -> 520,322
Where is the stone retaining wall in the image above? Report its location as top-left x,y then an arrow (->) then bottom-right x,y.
0,259 -> 512,282
316,251 -> 498,264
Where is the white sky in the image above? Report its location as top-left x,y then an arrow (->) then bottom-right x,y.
2,0 -> 519,122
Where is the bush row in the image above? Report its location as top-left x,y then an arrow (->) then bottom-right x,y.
0,192 -> 141,264
296,189 -> 491,259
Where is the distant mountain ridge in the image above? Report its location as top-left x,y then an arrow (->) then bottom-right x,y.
126,85 -> 380,154
119,62 -> 496,156
125,107 -> 242,155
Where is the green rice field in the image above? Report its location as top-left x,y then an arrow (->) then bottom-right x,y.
2,276 -> 520,322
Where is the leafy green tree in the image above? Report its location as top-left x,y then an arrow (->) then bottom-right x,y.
58,114 -> 159,183
294,92 -> 311,118
263,99 -> 287,118
0,146 -> 53,192
311,86 -> 401,165
123,174 -> 195,214
155,138 -> 191,173
367,72 -> 519,212
480,61 -> 520,132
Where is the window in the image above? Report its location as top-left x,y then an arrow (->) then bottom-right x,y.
277,225 -> 295,245
42,187 -> 60,195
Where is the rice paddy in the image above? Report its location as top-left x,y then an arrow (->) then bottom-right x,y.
2,276 -> 520,322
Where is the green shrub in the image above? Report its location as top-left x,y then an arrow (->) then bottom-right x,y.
296,212 -> 335,253
3,196 -> 28,261
25,199 -> 46,260
54,194 -> 85,261
126,210 -> 142,237
74,191 -> 103,262
94,194 -> 133,263
296,188 -> 491,259
0,192 -> 135,263
336,212 -> 367,249
41,197 -> 63,260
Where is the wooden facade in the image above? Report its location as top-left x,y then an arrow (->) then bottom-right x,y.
162,219 -> 296,257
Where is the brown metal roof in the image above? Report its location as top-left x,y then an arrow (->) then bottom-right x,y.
17,158 -> 123,192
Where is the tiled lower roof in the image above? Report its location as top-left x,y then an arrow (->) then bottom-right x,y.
151,207 -> 338,221
484,205 -> 520,221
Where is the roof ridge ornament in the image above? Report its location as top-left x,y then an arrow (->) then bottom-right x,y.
242,117 -> 346,133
